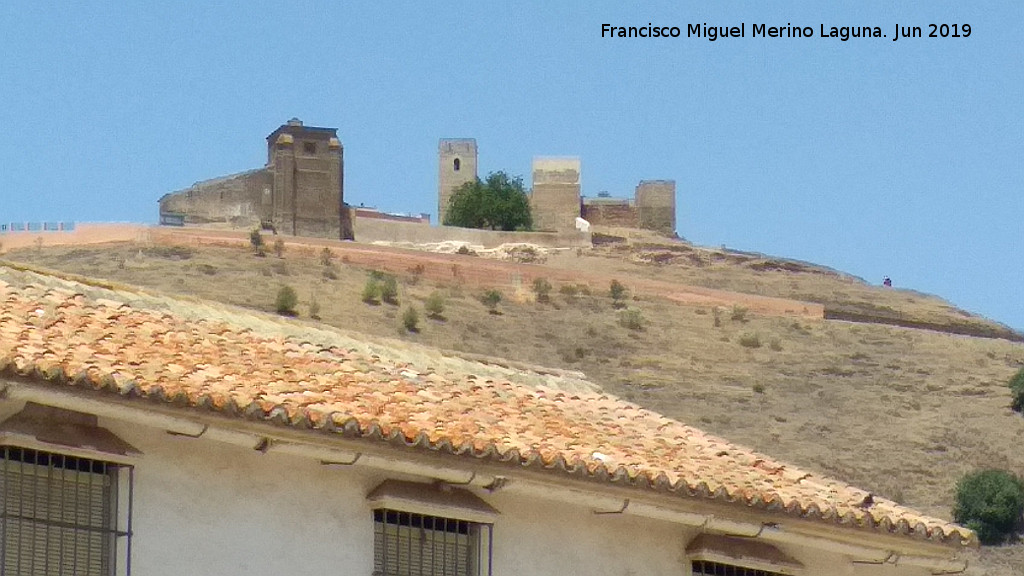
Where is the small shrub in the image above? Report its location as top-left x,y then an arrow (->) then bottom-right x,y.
953,469 -> 1024,545
752,383 -> 765,394
322,265 -> 338,280
402,306 -> 420,333
273,238 -> 285,258
308,296 -> 321,320
481,289 -> 502,314
361,278 -> 381,305
609,280 -> 627,308
456,245 -> 477,256
730,305 -> 748,322
319,247 -> 334,267
275,285 -> 298,316
559,284 -> 579,299
1009,368 -> 1024,411
769,338 -> 783,351
738,333 -> 762,348
424,292 -> 446,320
380,275 -> 399,305
712,307 -> 723,328
619,308 -> 644,330
196,263 -> 217,276
142,245 -> 195,260
532,277 -> 552,303
249,229 -> 265,257
409,264 -> 425,285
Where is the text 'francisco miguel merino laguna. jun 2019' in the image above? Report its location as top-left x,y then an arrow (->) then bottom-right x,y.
601,22 -> 972,42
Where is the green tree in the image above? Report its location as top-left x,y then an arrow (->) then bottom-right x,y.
250,229 -> 265,257
609,279 -> 627,309
953,469 -> 1024,544
275,285 -> 298,316
1009,367 -> 1024,411
480,289 -> 503,314
424,291 -> 446,320
361,278 -> 381,305
380,274 -> 399,305
443,171 -> 532,231
402,306 -> 420,333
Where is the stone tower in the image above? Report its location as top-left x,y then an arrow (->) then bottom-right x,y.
531,157 -> 581,232
635,180 -> 676,235
438,139 -> 478,225
266,118 -> 345,237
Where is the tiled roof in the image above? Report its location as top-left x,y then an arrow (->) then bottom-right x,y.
0,266 -> 974,547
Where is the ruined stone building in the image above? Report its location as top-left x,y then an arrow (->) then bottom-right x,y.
159,119 -> 351,239
581,180 -> 676,234
439,140 -> 677,235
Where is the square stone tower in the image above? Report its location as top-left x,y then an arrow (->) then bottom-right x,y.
531,157 -> 581,232
635,180 -> 676,235
266,118 -> 344,237
438,139 -> 478,225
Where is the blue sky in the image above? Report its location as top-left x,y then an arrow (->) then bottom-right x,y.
1,2 -> 1022,331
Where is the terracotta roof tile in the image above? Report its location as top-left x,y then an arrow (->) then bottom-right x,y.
0,267 -> 974,547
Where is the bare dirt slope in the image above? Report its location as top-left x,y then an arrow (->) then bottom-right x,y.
4,236 -> 1024,574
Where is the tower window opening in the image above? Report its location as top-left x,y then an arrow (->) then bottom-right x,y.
304,142 -> 317,155
453,158 -> 461,171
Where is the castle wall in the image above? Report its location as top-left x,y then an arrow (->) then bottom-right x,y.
635,180 -> 676,235
351,215 -> 591,249
438,139 -> 478,224
581,200 -> 638,228
158,169 -> 272,228
530,158 -> 581,232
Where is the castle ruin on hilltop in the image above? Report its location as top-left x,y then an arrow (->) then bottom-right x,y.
158,118 -> 352,239
158,120 -> 677,241
439,138 -> 676,235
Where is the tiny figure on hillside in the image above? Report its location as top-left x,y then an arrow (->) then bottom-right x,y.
883,276 -> 892,287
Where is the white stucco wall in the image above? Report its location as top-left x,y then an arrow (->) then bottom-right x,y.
0,398 -> 946,576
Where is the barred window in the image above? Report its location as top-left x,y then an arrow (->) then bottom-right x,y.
373,509 -> 492,576
0,447 -> 133,576
692,560 -> 787,576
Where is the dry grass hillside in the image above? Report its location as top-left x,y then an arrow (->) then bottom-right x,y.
4,235 -> 1024,574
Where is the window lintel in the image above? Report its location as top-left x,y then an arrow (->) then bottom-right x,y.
367,479 -> 499,524
0,402 -> 141,464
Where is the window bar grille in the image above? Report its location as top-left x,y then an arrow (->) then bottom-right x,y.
0,447 -> 133,576
373,509 -> 492,576
692,560 -> 784,576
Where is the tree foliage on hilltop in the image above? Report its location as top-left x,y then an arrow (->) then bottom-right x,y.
953,469 -> 1024,544
443,171 -> 532,231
